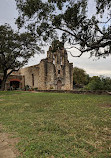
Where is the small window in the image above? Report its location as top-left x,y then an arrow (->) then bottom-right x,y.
58,70 -> 60,74
32,74 -> 34,86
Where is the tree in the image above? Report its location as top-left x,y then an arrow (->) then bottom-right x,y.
85,76 -> 103,90
73,67 -> 90,88
85,76 -> 111,90
102,77 -> 111,90
0,24 -> 40,90
15,0 -> 111,58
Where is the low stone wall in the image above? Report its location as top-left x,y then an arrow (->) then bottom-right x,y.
35,90 -> 110,95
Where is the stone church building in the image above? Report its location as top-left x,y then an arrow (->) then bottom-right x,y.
0,43 -> 73,90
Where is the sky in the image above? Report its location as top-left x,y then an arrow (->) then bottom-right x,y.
0,0 -> 111,77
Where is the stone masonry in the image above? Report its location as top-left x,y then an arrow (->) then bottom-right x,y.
0,42 -> 73,90
20,43 -> 73,90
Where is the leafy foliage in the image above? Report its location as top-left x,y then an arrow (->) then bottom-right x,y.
51,40 -> 64,52
73,67 -> 90,88
15,0 -> 111,58
85,76 -> 111,90
0,24 -> 39,90
73,67 -> 111,90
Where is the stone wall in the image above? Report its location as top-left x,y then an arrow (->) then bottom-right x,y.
46,62 -> 56,90
20,65 -> 39,88
0,73 -> 24,90
35,90 -> 109,95
38,60 -> 47,90
0,43 -> 73,91
20,45 -> 73,90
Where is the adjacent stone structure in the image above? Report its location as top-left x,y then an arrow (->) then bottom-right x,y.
0,43 -> 73,90
0,72 -> 24,90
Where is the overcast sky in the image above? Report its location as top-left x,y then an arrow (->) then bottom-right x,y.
0,0 -> 111,77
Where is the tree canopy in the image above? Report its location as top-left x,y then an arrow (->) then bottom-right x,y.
85,76 -> 111,90
73,67 -> 90,88
73,67 -> 111,90
15,0 -> 111,58
0,24 -> 39,90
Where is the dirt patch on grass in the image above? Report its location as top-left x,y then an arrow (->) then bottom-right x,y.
0,96 -> 4,101
105,104 -> 111,107
100,104 -> 111,108
0,125 -> 20,158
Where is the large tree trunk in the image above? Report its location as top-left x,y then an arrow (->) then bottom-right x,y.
1,71 -> 8,91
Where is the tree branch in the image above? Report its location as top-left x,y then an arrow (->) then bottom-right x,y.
69,51 -> 84,57
99,17 -> 111,24
7,68 -> 20,77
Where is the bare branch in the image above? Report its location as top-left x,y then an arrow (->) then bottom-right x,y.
95,24 -> 104,35
7,68 -> 20,77
99,17 -> 111,24
54,27 -> 75,37
65,44 -> 80,49
68,50 -> 84,57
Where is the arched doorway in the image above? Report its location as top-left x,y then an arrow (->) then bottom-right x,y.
10,79 -> 20,90
0,79 -> 2,89
57,80 -> 62,90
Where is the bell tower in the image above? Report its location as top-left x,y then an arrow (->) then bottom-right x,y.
46,40 -> 73,90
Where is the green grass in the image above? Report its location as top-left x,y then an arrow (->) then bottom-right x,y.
0,91 -> 111,158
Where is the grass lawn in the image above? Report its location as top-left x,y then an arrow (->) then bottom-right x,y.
0,91 -> 111,158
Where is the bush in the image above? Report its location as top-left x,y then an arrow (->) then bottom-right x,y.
85,76 -> 111,91
24,85 -> 31,91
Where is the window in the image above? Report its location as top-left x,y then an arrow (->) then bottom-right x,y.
32,74 -> 34,86
58,70 -> 60,74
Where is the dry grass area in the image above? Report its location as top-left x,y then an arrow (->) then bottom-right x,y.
0,124 -> 19,158
0,91 -> 111,158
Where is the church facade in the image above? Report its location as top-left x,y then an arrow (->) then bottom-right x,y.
0,44 -> 73,90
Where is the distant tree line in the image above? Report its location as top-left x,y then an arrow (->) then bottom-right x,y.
73,67 -> 111,90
